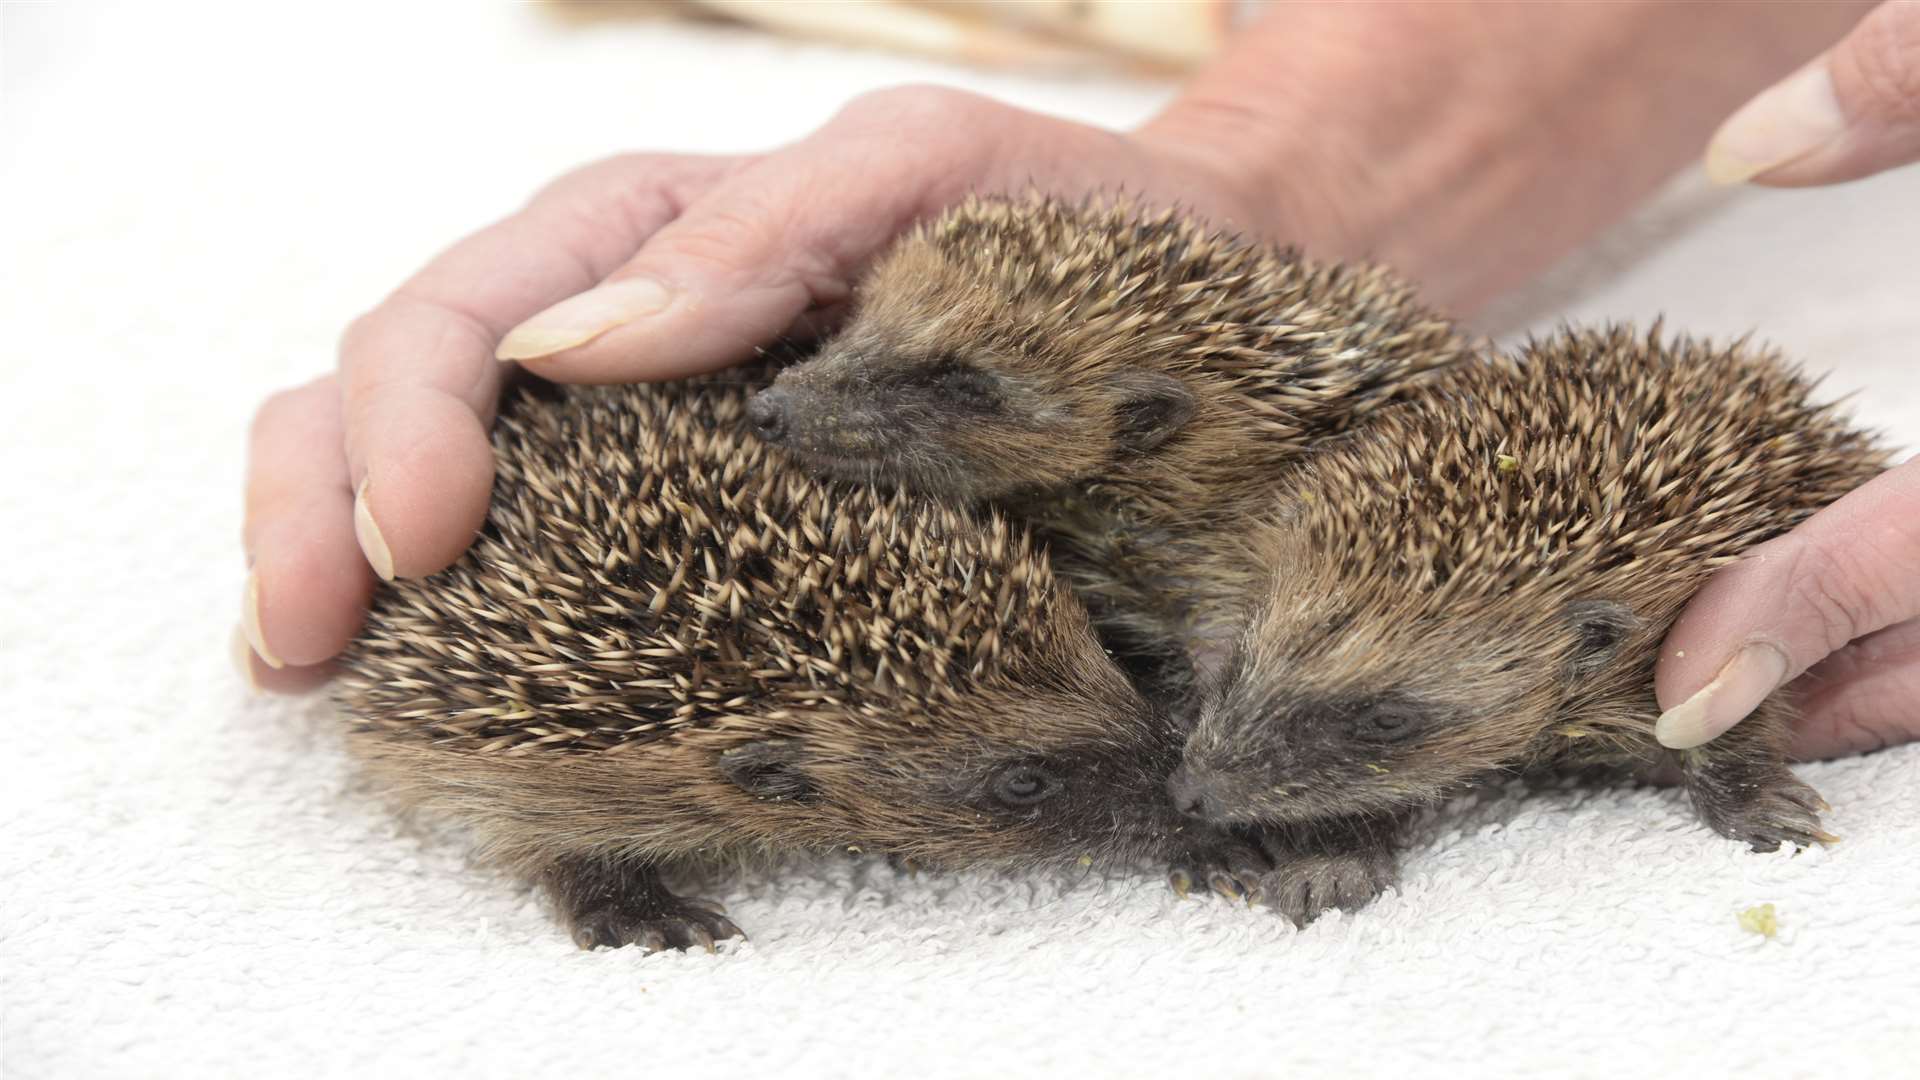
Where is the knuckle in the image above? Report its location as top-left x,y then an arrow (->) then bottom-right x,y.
530,153 -> 738,242
338,295 -> 496,413
830,84 -> 998,134
248,377 -> 331,445
1838,11 -> 1920,125
529,152 -> 664,208
338,303 -> 390,362
1785,540 -> 1881,654
664,199 -> 784,271
250,388 -> 304,435
665,198 -> 841,296
1781,465 -> 1920,652
335,304 -> 406,394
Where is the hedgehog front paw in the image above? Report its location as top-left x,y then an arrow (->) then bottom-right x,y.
1258,847 -> 1397,928
1241,820 -> 1401,928
1689,766 -> 1836,853
544,856 -> 746,953
1167,834 -> 1270,904
570,895 -> 744,953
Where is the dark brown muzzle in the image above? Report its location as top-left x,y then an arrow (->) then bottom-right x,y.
746,387 -> 789,444
1167,764 -> 1238,822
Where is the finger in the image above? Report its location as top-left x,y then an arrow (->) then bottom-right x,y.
1789,616 -> 1920,760
232,627 -> 336,696
339,297 -> 499,582
243,375 -> 376,669
342,153 -> 738,580
1706,1 -> 1920,186
1654,454 -> 1920,748
496,87 -> 1114,381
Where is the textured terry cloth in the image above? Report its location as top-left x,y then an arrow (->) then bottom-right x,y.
3,4 -> 1917,1077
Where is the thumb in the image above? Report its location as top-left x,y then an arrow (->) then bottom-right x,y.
1705,0 -> 1920,186
493,89 -> 1036,383
1654,455 -> 1920,748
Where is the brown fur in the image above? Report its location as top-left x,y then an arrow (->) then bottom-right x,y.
1171,325 -> 1888,924
750,193 -> 1478,690
335,372 -> 1212,950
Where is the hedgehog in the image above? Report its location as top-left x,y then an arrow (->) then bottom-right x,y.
745,193 -> 1478,696
335,371 -> 1220,952
1167,325 -> 1888,925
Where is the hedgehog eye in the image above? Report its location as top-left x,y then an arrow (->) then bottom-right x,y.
717,740 -> 818,803
916,358 -> 1004,413
990,762 -> 1061,809
1347,699 -> 1429,744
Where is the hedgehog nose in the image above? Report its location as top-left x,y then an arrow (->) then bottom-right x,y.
1167,765 -> 1223,820
746,389 -> 788,443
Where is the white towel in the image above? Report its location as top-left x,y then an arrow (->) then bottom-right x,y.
5,4 -> 1916,1076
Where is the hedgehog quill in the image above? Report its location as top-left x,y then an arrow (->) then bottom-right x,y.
335,373 -> 1220,951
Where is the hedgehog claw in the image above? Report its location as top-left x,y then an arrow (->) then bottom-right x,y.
567,891 -> 744,953
1235,872 -> 1265,906
708,912 -> 745,943
1168,868 -> 1195,899
572,904 -> 744,953
686,923 -> 718,954
1207,870 -> 1244,902
1168,835 -> 1270,905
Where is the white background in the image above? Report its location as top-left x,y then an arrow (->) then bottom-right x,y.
4,4 -> 1917,1076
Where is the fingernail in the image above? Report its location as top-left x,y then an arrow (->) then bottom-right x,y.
242,573 -> 284,669
354,477 -> 395,582
1704,61 -> 1843,185
1655,643 -> 1790,749
231,626 -> 262,693
495,278 -> 672,361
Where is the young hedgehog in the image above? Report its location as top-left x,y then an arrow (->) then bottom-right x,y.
747,193 -> 1477,694
1169,325 -> 1887,925
335,372 -> 1211,952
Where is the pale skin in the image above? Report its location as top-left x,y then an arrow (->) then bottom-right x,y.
242,1 -> 1920,761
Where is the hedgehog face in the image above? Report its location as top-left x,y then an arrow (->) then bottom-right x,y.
748,234 -> 1197,502
713,682 -> 1203,868
1170,575 -> 1640,828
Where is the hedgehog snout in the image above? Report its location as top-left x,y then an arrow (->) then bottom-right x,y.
746,388 -> 789,443
1167,764 -> 1233,822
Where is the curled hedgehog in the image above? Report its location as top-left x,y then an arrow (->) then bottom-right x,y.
748,193 -> 1477,696
1169,326 -> 1887,924
335,372 -> 1215,951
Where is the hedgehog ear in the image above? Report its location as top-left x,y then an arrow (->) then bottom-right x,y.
1109,371 -> 1195,453
1562,600 -> 1640,679
717,740 -> 819,803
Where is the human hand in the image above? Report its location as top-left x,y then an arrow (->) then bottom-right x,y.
1707,0 -> 1920,185
1656,3 -> 1920,757
1655,457 -> 1920,758
237,86 -> 1277,690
